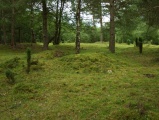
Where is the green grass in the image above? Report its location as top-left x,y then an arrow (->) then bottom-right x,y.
0,42 -> 159,120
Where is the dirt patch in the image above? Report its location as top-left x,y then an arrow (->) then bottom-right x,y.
143,73 -> 155,78
54,50 -> 65,57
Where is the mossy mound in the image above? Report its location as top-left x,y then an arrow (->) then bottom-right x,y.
14,83 -> 37,94
60,53 -> 126,73
0,57 -> 22,75
13,83 -> 40,100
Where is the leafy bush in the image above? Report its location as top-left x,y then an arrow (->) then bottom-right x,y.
62,32 -> 76,43
152,38 -> 159,45
81,32 -> 91,43
91,31 -> 101,42
5,69 -> 15,84
127,39 -> 131,45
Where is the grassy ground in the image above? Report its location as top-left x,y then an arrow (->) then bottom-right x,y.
0,42 -> 159,120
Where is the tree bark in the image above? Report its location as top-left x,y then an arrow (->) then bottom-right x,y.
42,0 -> 48,50
53,0 -> 59,45
2,10 -> 7,44
76,0 -> 81,54
0,27 -> 1,44
18,27 -> 21,43
100,1 -> 103,43
30,1 -> 36,44
11,0 -> 15,48
109,0 -> 115,53
57,0 -> 65,43
53,0 -> 65,45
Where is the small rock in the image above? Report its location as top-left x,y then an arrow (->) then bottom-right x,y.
107,70 -> 112,74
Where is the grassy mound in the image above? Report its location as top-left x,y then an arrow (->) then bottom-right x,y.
60,53 -> 127,73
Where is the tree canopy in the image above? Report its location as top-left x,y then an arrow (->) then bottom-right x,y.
0,0 -> 159,52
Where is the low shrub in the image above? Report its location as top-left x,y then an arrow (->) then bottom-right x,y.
5,69 -> 15,84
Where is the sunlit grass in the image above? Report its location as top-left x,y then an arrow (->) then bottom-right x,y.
0,43 -> 159,119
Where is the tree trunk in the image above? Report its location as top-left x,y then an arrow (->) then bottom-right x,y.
92,14 -> 96,42
2,10 -> 7,44
100,1 -> 103,43
53,0 -> 59,45
0,10 -> 1,44
109,0 -> 115,53
30,1 -> 36,44
0,27 -> 1,44
53,0 -> 65,45
57,0 -> 65,43
11,0 -> 15,48
76,0 -> 81,54
42,0 -> 48,50
18,27 -> 21,43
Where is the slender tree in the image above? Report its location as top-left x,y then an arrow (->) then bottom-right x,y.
109,0 -> 115,53
53,0 -> 66,45
1,9 -> 7,44
42,0 -> 48,50
11,0 -> 16,48
30,0 -> 36,44
57,0 -> 65,43
100,0 -> 103,43
76,0 -> 81,54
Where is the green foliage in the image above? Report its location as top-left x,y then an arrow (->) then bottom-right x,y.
139,0 -> 159,27
89,29 -> 101,42
62,23 -> 101,43
152,39 -> 159,45
81,23 -> 100,43
80,32 -> 90,43
5,69 -> 15,84
62,32 -> 76,43
127,39 -> 131,45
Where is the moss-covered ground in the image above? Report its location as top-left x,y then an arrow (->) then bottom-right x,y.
0,43 -> 159,120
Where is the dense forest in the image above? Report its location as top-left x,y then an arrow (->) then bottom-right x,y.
1,0 -> 159,119
1,0 -> 159,53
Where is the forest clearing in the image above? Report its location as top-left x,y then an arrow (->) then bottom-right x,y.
1,0 -> 159,119
0,43 -> 159,119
